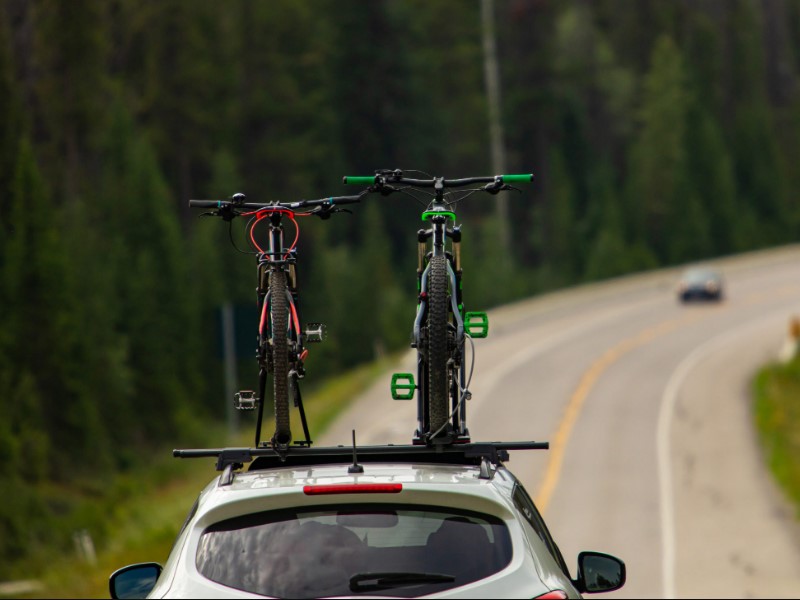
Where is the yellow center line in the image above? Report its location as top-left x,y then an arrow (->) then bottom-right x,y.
534,312 -> 705,513
534,283 -> 800,513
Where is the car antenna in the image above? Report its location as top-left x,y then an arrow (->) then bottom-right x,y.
348,430 -> 364,474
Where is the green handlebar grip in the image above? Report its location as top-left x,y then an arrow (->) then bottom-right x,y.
343,176 -> 377,185
501,174 -> 534,183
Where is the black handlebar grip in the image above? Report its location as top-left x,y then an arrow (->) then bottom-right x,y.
188,200 -> 223,208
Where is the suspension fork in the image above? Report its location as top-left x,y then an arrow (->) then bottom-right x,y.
414,220 -> 464,344
256,216 -> 287,337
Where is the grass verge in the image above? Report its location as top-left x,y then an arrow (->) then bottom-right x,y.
753,353 -> 800,514
11,355 -> 397,599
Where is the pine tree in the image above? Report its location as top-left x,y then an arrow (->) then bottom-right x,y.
727,0 -> 789,244
627,35 -> 690,263
31,0 -> 110,196
1,138 -> 73,470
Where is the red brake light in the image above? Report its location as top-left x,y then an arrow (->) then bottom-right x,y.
303,483 -> 403,495
534,591 -> 567,599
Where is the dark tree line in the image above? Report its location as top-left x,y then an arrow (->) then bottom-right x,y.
1,0 -> 799,566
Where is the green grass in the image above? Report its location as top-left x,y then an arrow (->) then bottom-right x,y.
754,354 -> 800,515
10,355 -> 397,599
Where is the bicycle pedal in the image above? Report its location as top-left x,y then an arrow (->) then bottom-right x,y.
391,373 -> 416,400
465,311 -> 489,338
233,390 -> 258,411
304,323 -> 327,343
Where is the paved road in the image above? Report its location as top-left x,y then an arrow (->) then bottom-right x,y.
320,245 -> 800,598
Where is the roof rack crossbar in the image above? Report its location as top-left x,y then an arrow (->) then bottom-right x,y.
173,441 -> 548,472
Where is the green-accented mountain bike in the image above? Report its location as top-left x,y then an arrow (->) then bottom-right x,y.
343,170 -> 533,445
189,192 -> 365,452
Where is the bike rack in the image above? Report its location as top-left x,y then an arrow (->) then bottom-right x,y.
174,440 -> 549,474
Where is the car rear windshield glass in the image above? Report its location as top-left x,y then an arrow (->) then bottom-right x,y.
196,504 -> 512,597
684,269 -> 718,283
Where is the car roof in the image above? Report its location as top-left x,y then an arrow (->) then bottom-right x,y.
176,443 -> 548,529
182,461 -> 527,550
228,461 -> 496,491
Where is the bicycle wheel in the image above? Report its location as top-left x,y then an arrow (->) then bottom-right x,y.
427,254 -> 450,435
269,269 -> 291,446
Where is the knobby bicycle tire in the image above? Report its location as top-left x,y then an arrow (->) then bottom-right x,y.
269,270 -> 291,446
427,254 -> 450,435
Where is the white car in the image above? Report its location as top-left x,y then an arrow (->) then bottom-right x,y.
110,444 -> 625,598
677,267 -> 725,302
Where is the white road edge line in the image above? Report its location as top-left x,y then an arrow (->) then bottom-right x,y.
657,312 -> 785,599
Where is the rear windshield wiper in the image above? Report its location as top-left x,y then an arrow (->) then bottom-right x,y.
349,572 -> 455,592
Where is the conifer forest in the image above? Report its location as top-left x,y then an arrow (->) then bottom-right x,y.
1,0 -> 800,570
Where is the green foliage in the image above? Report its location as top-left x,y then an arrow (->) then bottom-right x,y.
754,356 -> 800,514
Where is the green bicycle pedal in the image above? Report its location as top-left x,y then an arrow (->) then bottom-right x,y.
391,373 -> 416,400
464,312 -> 489,338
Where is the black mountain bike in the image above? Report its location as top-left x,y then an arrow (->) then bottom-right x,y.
344,170 -> 533,445
189,192 -> 364,451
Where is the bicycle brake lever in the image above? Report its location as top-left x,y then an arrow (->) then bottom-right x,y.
482,181 -> 503,195
199,207 -> 237,220
483,182 -> 521,195
374,184 -> 396,197
219,204 -> 238,222
312,204 -> 352,220
310,206 -> 332,220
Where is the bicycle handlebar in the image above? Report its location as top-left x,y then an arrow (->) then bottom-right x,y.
189,200 -> 227,209
342,173 -> 534,186
342,176 -> 377,185
501,174 -> 535,183
188,194 -> 363,213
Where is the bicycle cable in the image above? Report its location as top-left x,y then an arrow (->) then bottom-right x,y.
427,333 -> 476,441
402,169 -> 435,179
228,218 -> 257,255
443,188 -> 483,209
390,185 -> 433,207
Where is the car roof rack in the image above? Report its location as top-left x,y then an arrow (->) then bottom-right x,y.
174,441 -> 548,476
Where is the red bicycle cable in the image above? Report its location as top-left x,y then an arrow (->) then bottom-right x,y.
244,208 -> 310,256
259,297 -> 268,335
289,296 -> 301,337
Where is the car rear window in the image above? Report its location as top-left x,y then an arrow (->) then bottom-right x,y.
196,504 -> 512,597
684,269 -> 718,283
